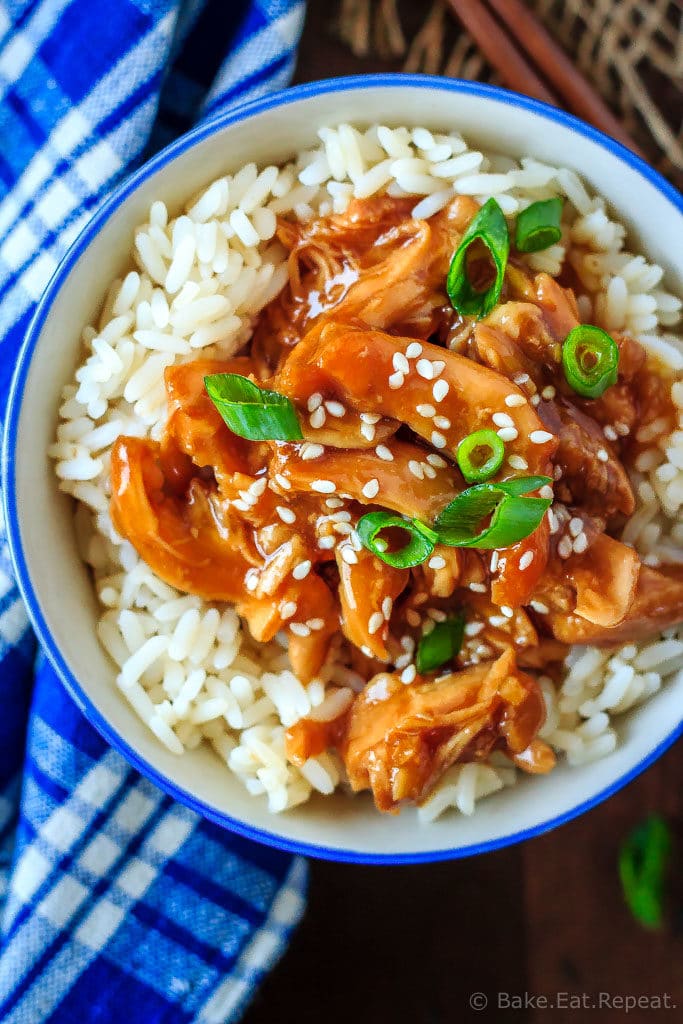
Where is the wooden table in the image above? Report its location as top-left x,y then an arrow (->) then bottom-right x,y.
244,7 -> 683,1021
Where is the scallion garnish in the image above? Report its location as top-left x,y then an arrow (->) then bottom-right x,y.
561,325 -> 619,399
457,429 -> 505,483
619,815 -> 671,930
515,197 -> 563,253
416,615 -> 465,674
204,373 -> 303,441
357,512 -> 436,569
434,476 -> 552,549
447,198 -> 510,319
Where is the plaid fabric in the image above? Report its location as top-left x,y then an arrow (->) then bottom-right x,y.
0,1 -> 307,1021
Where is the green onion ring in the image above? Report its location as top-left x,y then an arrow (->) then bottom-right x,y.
416,615 -> 466,674
205,373 -> 303,441
515,197 -> 563,253
447,198 -> 510,319
561,324 -> 619,399
357,512 -> 435,568
434,476 -> 552,550
457,429 -> 506,483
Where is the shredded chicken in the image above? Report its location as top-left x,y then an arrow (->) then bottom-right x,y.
109,194 -> 682,813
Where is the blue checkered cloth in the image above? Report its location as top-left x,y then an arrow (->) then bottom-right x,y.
0,2 -> 308,1020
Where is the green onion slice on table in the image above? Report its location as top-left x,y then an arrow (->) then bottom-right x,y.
515,197 -> 563,253
561,325 -> 619,399
434,476 -> 552,549
456,429 -> 506,483
619,815 -> 672,930
416,615 -> 466,674
204,373 -> 303,441
447,197 -> 510,319
357,512 -> 439,569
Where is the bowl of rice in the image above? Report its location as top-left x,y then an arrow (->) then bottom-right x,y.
5,74 -> 683,863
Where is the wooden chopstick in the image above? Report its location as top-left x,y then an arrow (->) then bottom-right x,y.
445,0 -> 642,157
486,0 -> 641,154
445,0 -> 558,108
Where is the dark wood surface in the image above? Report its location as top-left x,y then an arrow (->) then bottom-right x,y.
244,7 -> 683,1022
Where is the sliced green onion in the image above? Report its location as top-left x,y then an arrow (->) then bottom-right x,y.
447,198 -> 509,319
434,476 -> 552,549
204,373 -> 303,441
357,512 -> 435,568
416,615 -> 465,674
561,325 -> 619,399
515,197 -> 563,253
619,815 -> 671,930
457,429 -> 505,483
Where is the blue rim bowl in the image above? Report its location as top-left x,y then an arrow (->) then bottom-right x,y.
4,74 -> 683,863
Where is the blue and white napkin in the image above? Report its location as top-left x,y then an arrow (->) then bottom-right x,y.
0,2 -> 308,1020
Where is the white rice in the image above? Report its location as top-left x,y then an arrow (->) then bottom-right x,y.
52,122 -> 683,819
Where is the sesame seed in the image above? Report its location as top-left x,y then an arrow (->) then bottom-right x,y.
417,403 -> 436,418
325,497 -> 344,508
422,619 -> 435,636
307,618 -> 325,630
249,478 -> 267,496
539,485 -> 554,500
530,600 -> 549,614
274,473 -> 291,490
597,448 -> 609,462
505,393 -> 527,407
400,635 -> 414,651
401,664 -> 417,684
406,342 -> 423,359
431,431 -> 447,449
281,601 -> 297,619
311,479 -> 336,493
382,597 -> 393,618
530,394 -> 541,406
334,522 -> 353,535
276,506 -> 296,524
360,422 -> 376,441
238,489 -> 256,505
547,509 -> 559,534
603,425 -> 618,441
388,371 -> 405,389
307,393 -> 323,412
558,536 -> 573,559
318,535 -> 336,549
553,465 -> 563,480
361,412 -> 381,425
530,430 -> 553,444
360,646 -> 374,657
541,385 -> 556,400
290,622 -> 311,637
408,460 -> 424,480
341,545 -> 358,564
301,443 -> 324,461
393,352 -> 410,374
362,478 -> 380,499
428,608 -> 447,623
325,400 -> 345,418
406,609 -> 421,627
573,532 -> 588,554
513,373 -> 530,385
615,422 -> 630,436
245,569 -> 259,591
368,612 -> 384,635
331,510 -> 351,522
376,444 -> 394,461
422,463 -> 437,479
465,621 -> 484,637
500,605 -> 514,618
519,551 -> 534,570
433,415 -> 451,430
232,499 -> 251,512
292,560 -> 311,580
432,379 -> 449,403
497,427 -> 518,442
469,582 -> 487,593
493,412 -> 514,428
568,516 -> 583,537
490,551 -> 500,572
489,615 -> 509,628
428,555 -> 446,570
508,454 -> 528,470
350,530 -> 363,551
416,359 -> 434,380
309,407 -> 326,429
427,453 -> 447,468
432,360 -> 445,375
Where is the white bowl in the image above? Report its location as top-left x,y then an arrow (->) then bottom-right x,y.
5,75 -> 683,863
